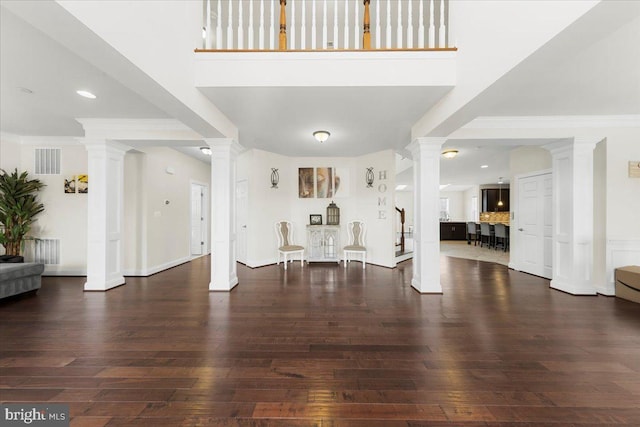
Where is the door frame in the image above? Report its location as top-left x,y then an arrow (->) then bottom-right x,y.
190,180 -> 209,258
509,169 -> 552,277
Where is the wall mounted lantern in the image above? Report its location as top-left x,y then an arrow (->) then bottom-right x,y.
366,167 -> 374,188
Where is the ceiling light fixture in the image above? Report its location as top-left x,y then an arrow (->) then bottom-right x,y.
442,149 -> 458,159
481,165 -> 489,169
497,177 -> 504,207
313,130 -> 330,143
200,147 -> 212,155
76,90 -> 96,99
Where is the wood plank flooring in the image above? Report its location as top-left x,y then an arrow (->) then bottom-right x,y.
1,256 -> 640,426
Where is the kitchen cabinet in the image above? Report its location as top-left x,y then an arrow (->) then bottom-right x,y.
440,222 -> 467,241
482,188 -> 510,212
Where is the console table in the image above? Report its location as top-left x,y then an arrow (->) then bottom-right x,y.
306,225 -> 341,263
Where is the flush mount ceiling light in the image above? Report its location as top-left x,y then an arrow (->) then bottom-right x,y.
76,90 -> 96,99
442,149 -> 458,159
313,130 -> 330,143
200,147 -> 212,155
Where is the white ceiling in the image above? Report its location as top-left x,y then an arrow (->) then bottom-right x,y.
199,86 -> 452,157
1,1 -> 638,189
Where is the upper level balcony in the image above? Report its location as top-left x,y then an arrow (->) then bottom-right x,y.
195,0 -> 457,88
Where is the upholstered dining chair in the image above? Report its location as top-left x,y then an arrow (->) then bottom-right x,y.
275,221 -> 305,270
344,220 -> 367,269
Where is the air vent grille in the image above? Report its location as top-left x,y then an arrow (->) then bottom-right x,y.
34,239 -> 60,265
34,148 -> 61,175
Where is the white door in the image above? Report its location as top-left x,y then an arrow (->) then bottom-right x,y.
190,183 -> 205,255
516,172 -> 552,279
236,179 -> 248,264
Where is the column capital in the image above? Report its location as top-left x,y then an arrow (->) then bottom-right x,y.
204,138 -> 244,156
544,137 -> 603,154
406,137 -> 447,156
76,138 -> 131,154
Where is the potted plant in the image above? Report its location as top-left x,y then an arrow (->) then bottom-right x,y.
0,169 -> 45,262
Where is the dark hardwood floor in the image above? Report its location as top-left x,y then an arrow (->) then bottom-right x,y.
1,256 -> 640,426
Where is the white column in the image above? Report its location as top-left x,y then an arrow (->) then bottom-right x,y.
81,139 -> 128,291
206,138 -> 242,291
406,137 -> 445,294
545,137 -> 600,295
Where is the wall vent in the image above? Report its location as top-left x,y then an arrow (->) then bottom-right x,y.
34,239 -> 60,265
34,148 -> 61,175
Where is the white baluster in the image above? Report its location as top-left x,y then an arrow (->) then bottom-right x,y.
418,0 -> 425,48
344,0 -> 349,49
237,0 -> 244,49
375,0 -> 381,49
428,0 -> 435,48
248,1 -> 254,49
333,0 -> 338,49
227,0 -> 233,49
396,1 -> 402,48
354,1 -> 359,49
291,0 -> 296,49
301,0 -> 307,49
385,0 -> 391,48
205,0 -> 211,49
259,0 -> 265,49
216,0 -> 222,49
439,0 -> 446,47
322,0 -> 328,49
270,0 -> 275,50
312,0 -> 317,49
407,0 -> 413,48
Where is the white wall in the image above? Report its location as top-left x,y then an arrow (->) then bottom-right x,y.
240,148 -> 397,268
18,140 -> 88,275
0,133 -> 21,172
123,147 -> 211,276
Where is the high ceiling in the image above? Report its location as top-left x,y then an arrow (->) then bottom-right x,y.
1,1 -> 639,189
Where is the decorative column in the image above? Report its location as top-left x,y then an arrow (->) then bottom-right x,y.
206,138 -> 243,291
81,139 -> 128,291
406,137 -> 445,294
545,137 -> 600,295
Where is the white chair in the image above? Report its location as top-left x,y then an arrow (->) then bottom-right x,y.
344,220 -> 367,269
275,221 -> 305,270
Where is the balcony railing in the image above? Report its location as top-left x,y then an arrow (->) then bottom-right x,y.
199,0 -> 454,51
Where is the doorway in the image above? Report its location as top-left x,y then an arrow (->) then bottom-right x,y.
236,179 -> 248,264
190,182 -> 208,257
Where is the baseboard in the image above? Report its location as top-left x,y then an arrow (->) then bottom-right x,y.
246,257 -> 278,268
123,256 -> 191,277
42,267 -> 86,276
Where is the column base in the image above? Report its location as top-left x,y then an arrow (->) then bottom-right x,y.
550,279 -> 597,295
209,277 -> 239,292
84,276 -> 125,291
411,278 -> 443,294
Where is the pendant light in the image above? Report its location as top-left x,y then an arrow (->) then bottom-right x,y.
497,177 -> 504,208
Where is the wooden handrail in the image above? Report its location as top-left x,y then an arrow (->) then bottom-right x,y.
363,0 -> 371,50
395,206 -> 405,253
279,0 -> 287,50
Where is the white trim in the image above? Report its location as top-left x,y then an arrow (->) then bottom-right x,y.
463,115 -> 640,130
604,240 -> 640,296
123,256 -> 191,277
19,136 -> 81,146
77,119 -> 205,141
42,268 -> 86,276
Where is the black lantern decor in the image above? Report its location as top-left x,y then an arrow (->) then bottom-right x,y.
270,168 -> 279,189
366,167 -> 374,187
326,201 -> 340,225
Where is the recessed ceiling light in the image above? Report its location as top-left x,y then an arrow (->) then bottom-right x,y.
439,184 -> 450,190
76,90 -> 96,99
480,165 -> 489,168
442,149 -> 458,159
395,184 -> 407,191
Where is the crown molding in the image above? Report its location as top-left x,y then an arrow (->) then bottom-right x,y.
0,132 -> 22,144
76,119 -> 203,140
462,115 -> 640,130
15,136 -> 81,146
